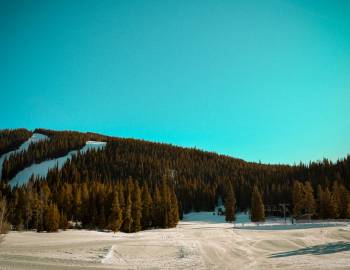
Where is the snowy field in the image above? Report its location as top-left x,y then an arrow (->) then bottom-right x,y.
0,214 -> 349,270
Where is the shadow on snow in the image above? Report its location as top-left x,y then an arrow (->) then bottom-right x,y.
269,241 -> 350,258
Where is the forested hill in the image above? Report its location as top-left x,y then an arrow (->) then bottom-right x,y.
0,128 -> 350,232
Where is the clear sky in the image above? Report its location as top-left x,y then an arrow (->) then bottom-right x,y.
1,0 -> 349,164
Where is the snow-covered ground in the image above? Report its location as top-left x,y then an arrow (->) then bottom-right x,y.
183,211 -> 250,224
0,216 -> 349,270
0,133 -> 48,179
9,141 -> 106,187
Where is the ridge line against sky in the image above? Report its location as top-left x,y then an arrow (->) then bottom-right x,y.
1,0 -> 350,164
8,126 -> 350,166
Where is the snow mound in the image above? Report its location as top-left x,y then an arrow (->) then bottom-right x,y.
9,141 -> 106,187
0,133 -> 49,179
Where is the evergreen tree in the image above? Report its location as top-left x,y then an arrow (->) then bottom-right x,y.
338,185 -> 350,218
292,181 -> 304,216
331,181 -> 340,218
60,211 -> 68,230
108,192 -> 123,233
132,181 -> 142,232
44,203 -> 60,232
322,187 -> 337,218
141,183 -> 153,229
251,185 -> 265,222
121,188 -> 133,233
169,188 -> 179,227
303,182 -> 316,216
346,201 -> 350,219
317,185 -> 324,218
161,181 -> 171,228
73,185 -> 82,221
225,182 -> 236,222
152,186 -> 162,228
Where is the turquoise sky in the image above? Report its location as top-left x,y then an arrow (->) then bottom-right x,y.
1,0 -> 350,164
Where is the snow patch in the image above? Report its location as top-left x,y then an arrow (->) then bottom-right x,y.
183,211 -> 250,224
0,133 -> 49,179
9,141 -> 106,187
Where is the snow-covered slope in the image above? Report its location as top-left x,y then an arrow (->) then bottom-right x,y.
0,133 -> 48,179
9,141 -> 106,187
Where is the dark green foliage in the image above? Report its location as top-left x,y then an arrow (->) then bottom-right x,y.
251,186 -> 265,222
292,181 -> 316,217
169,188 -> 179,227
108,192 -> 123,233
122,186 -> 133,233
0,129 -> 32,156
132,181 -> 142,232
141,183 -> 153,229
44,202 -> 60,232
225,182 -> 236,222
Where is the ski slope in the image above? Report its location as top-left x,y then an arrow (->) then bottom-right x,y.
9,141 -> 106,187
0,133 -> 48,179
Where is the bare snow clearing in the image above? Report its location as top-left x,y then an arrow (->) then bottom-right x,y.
0,217 -> 349,270
9,141 -> 106,187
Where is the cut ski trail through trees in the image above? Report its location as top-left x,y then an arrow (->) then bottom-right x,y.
0,133 -> 48,179
9,141 -> 106,187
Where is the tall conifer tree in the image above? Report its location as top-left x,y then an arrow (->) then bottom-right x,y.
251,186 -> 265,222
225,182 -> 236,222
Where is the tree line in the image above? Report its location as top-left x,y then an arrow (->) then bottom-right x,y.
292,180 -> 350,219
5,175 -> 179,232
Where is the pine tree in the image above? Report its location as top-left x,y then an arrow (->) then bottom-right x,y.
251,185 -> 265,222
132,181 -> 142,232
225,182 -> 236,222
303,182 -> 316,217
0,194 -> 9,234
108,192 -> 123,233
141,183 -> 153,229
73,185 -> 82,221
121,189 -> 133,233
346,201 -> 350,218
169,188 -> 179,227
331,181 -> 340,218
44,203 -> 60,232
338,185 -> 350,218
152,186 -> 162,228
292,181 -> 304,217
161,181 -> 171,228
80,182 -> 89,226
323,187 -> 337,218
60,211 -> 68,230
317,185 -> 324,218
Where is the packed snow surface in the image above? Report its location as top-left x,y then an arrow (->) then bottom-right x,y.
9,141 -> 106,187
0,217 -> 349,270
0,133 -> 48,179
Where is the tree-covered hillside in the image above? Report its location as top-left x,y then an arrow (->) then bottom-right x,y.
0,128 -> 350,233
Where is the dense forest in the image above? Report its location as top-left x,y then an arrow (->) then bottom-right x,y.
0,129 -> 32,156
0,128 -> 350,233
